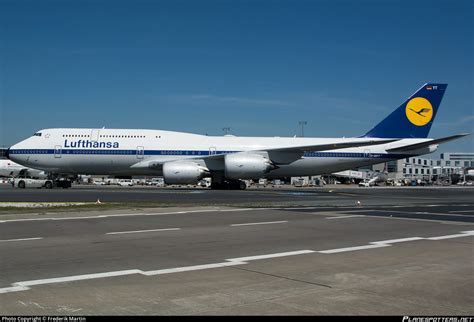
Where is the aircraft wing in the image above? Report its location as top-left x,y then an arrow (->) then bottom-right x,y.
386,134 -> 469,152
130,138 -> 398,169
260,138 -> 398,153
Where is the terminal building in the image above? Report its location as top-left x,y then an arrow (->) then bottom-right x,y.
370,152 -> 474,182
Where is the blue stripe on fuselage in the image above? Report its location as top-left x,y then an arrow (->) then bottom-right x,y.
8,149 -> 405,159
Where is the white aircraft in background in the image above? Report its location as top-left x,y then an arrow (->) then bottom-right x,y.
5,83 -> 468,189
0,159 -> 47,179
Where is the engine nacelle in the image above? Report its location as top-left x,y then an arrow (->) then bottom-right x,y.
163,161 -> 210,185
225,153 -> 276,179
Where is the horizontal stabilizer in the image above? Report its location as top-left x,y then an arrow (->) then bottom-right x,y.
386,134 -> 469,152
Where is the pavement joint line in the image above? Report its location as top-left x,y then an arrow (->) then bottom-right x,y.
0,237 -> 43,243
230,221 -> 288,227
1,231 -> 474,294
106,228 -> 181,235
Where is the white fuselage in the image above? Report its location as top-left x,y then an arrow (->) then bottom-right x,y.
8,128 -> 435,178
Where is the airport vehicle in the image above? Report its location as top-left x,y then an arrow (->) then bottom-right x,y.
146,177 -> 165,186
117,179 -> 134,187
5,83 -> 468,189
12,177 -> 54,189
12,176 -> 71,189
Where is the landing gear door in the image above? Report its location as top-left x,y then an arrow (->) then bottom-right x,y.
54,145 -> 62,158
137,146 -> 144,159
91,129 -> 100,142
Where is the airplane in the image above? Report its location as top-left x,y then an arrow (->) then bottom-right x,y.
0,159 -> 47,179
5,83 -> 468,189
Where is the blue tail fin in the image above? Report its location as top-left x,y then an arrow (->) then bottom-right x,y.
364,83 -> 447,138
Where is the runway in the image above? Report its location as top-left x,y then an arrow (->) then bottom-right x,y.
1,200 -> 473,314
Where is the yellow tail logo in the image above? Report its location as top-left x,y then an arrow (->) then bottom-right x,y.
405,97 -> 433,126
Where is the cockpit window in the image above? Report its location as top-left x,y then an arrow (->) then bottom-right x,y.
33,133 -> 42,137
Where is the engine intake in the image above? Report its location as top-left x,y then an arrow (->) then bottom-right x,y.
225,153 -> 277,179
163,161 -> 210,185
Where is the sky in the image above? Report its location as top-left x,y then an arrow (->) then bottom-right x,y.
0,0 -> 473,156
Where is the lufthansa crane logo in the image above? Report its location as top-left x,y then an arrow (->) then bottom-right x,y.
405,97 -> 433,126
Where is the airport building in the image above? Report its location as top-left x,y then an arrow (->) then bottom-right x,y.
369,152 -> 474,182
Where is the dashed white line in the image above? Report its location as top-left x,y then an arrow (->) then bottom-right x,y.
0,237 -> 43,243
106,228 -> 180,235
0,208 -> 256,223
326,215 -> 366,220
449,210 -> 474,213
230,221 -> 288,227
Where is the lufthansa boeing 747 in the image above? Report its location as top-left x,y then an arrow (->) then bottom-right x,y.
5,83 -> 468,189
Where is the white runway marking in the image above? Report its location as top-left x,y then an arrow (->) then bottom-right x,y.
449,210 -> 474,213
0,249 -> 313,294
230,221 -> 288,227
106,228 -> 181,235
0,208 -> 255,223
228,250 -> 315,262
372,210 -> 457,216
1,230 -> 473,294
319,244 -> 389,254
372,237 -> 425,244
0,237 -> 43,243
427,231 -> 474,240
326,215 -> 365,220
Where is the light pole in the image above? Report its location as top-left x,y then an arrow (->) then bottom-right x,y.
298,121 -> 307,137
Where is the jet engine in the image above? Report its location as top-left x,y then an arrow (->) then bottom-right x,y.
162,161 -> 210,185
225,153 -> 277,179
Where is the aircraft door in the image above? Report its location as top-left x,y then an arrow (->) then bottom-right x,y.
364,149 -> 371,159
209,147 -> 217,156
136,146 -> 144,159
54,145 -> 62,158
91,129 -> 100,142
